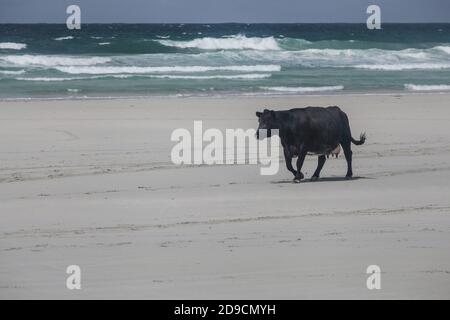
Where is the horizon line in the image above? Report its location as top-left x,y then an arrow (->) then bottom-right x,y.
1,21 -> 449,24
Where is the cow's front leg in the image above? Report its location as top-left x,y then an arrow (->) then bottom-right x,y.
283,148 -> 297,177
311,155 -> 326,181
294,148 -> 307,183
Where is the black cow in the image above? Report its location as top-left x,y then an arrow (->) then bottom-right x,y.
256,106 -> 365,182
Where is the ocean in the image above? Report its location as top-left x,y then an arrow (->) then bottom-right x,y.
0,23 -> 449,99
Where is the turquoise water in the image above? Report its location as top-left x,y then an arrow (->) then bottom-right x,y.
1,23 -> 450,99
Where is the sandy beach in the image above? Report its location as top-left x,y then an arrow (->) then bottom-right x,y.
0,93 -> 450,299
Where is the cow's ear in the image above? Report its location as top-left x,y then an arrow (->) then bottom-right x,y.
263,109 -> 269,113
256,111 -> 262,118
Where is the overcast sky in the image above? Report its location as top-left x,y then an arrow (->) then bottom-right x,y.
1,0 -> 449,23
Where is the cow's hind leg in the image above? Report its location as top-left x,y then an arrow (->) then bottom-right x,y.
341,141 -> 353,179
283,148 -> 297,177
311,155 -> 326,181
293,149 -> 307,183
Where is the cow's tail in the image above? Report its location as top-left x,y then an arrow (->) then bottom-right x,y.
351,133 -> 366,145
340,109 -> 366,146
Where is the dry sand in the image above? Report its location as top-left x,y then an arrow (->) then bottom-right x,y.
0,93 -> 449,299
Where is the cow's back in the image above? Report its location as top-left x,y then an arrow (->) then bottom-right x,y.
283,106 -> 344,154
288,106 -> 342,132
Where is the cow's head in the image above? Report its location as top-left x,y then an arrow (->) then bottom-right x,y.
256,109 -> 277,139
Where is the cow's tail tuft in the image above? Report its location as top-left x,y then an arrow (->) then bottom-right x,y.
351,132 -> 366,145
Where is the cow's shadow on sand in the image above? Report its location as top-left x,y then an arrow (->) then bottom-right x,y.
271,176 -> 372,184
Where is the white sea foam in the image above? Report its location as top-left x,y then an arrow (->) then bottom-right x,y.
0,69 -> 26,75
54,36 -> 74,41
158,35 -> 280,51
434,46 -> 450,54
15,73 -> 271,81
296,48 -> 434,60
355,63 -> 450,70
16,77 -> 84,81
55,64 -> 281,74
0,42 -> 27,50
0,55 -> 111,66
404,84 -> 450,91
226,47 -> 450,70
110,74 -> 271,80
145,74 -> 271,80
98,42 -> 111,46
260,85 -> 344,93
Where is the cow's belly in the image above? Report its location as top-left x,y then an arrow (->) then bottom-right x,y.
308,144 -> 339,156
289,144 -> 339,157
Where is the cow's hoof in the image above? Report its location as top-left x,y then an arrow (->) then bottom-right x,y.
294,172 -> 304,180
345,175 -> 353,180
311,176 -> 319,182
293,178 -> 301,183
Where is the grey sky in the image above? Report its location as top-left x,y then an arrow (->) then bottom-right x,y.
0,0 -> 449,23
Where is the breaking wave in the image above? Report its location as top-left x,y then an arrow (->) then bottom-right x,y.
404,84 -> 450,91
55,64 -> 281,74
158,35 -> 281,51
14,73 -> 272,81
260,85 -> 344,93
355,63 -> 450,70
54,36 -> 74,41
16,77 -> 84,81
0,42 -> 27,50
0,69 -> 26,75
434,46 -> 450,54
144,74 -> 271,80
0,55 -> 112,66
